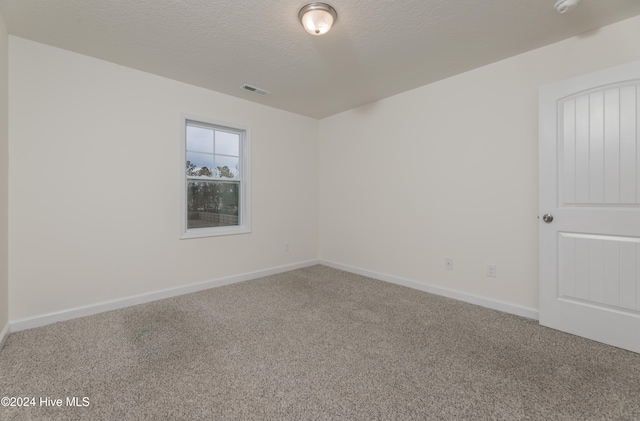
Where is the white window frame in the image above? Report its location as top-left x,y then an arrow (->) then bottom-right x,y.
180,114 -> 251,239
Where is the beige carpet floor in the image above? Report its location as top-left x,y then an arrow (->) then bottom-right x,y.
1,265 -> 639,420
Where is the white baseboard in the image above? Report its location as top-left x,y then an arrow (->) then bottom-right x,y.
0,321 -> 9,351
10,259 -> 321,333
320,260 -> 539,320
8,258 -> 538,334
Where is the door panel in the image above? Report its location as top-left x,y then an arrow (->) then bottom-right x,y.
539,61 -> 640,353
558,233 -> 639,310
561,85 -> 640,205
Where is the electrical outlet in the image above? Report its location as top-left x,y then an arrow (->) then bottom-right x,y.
487,264 -> 497,278
444,258 -> 454,270
284,242 -> 290,252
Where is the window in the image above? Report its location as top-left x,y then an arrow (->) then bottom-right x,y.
180,116 -> 250,238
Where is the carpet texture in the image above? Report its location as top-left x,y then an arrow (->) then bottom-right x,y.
1,265 -> 639,420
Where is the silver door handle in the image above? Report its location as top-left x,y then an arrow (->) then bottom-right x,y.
542,214 -> 554,223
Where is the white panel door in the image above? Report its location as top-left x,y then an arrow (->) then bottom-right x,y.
539,60 -> 640,353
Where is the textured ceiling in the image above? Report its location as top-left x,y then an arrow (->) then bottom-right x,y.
1,0 -> 640,118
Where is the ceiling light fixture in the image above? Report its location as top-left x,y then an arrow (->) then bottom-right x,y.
298,3 -> 337,36
554,0 -> 581,14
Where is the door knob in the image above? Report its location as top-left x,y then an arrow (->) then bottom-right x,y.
542,214 -> 554,223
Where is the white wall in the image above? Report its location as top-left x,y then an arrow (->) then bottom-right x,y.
8,14 -> 640,324
319,15 -> 640,311
8,37 -> 319,321
0,14 -> 8,335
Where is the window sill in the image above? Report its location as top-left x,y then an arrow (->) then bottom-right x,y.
180,226 -> 251,239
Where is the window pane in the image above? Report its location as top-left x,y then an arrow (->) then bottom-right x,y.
187,180 -> 240,229
186,126 -> 214,153
215,131 -> 240,156
186,152 -> 214,176
215,156 -> 240,178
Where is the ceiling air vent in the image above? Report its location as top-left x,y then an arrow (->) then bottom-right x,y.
241,84 -> 270,95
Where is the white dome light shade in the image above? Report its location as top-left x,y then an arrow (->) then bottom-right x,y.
299,3 -> 337,36
554,0 -> 581,13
